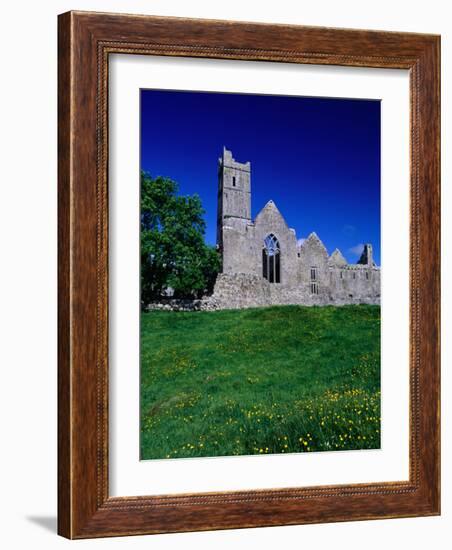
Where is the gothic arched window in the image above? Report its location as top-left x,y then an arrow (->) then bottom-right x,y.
262,234 -> 280,283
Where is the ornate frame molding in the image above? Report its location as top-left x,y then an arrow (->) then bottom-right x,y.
58,11 -> 440,538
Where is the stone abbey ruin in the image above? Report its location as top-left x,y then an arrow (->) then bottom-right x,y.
207,147 -> 380,310
148,147 -> 380,312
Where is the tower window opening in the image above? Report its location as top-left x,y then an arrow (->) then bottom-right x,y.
232,176 -> 236,186
310,282 -> 319,295
262,234 -> 280,283
310,267 -> 317,281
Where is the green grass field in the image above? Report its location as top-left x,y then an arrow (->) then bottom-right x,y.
140,305 -> 380,459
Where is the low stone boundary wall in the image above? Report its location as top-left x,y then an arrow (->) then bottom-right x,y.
146,299 -> 208,312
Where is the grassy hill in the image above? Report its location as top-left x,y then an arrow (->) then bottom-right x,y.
140,305 -> 380,460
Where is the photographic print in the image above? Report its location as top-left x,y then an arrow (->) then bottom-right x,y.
140,90 -> 381,460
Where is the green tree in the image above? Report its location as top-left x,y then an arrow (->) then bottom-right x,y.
141,171 -> 220,305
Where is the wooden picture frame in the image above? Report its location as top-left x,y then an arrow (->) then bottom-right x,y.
58,10 -> 440,539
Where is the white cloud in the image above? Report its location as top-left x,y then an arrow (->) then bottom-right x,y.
297,238 -> 306,247
348,243 -> 364,256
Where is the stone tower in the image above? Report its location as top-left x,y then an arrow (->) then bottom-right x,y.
216,147 -> 251,256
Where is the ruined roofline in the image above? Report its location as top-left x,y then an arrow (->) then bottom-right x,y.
329,247 -> 345,256
254,199 -> 291,231
218,146 -> 380,270
328,247 -> 347,266
219,146 -> 251,170
329,264 -> 381,270
357,243 -> 374,265
300,236 -> 380,268
223,214 -> 253,220
219,163 -> 251,173
298,231 -> 328,253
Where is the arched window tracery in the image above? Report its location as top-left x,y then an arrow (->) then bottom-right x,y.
262,234 -> 280,283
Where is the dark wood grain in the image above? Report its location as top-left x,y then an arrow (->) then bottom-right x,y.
58,10 -> 440,539
57,10 -> 72,539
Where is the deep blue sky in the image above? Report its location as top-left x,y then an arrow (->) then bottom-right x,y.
141,90 -> 381,265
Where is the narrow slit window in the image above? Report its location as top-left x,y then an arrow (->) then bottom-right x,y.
232,176 -> 236,186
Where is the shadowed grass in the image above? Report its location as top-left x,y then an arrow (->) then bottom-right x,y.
140,305 -> 380,459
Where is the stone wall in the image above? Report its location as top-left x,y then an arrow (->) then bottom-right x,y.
146,297 -> 220,312
206,273 -> 271,309
328,265 -> 381,304
146,266 -> 380,312
146,298 -> 206,312
297,232 -> 329,296
205,271 -> 380,310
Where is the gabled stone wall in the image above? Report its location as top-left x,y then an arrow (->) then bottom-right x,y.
207,147 -> 381,310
